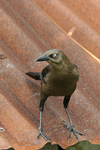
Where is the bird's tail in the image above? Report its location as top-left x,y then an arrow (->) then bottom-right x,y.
26,72 -> 41,80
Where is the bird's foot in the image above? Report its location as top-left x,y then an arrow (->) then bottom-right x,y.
37,126 -> 51,141
63,121 -> 84,139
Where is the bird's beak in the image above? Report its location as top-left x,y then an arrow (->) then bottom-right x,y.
35,55 -> 49,62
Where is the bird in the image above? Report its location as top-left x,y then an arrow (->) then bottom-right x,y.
26,49 -> 84,140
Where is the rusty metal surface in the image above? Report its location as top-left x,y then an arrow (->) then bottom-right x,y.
0,0 -> 100,149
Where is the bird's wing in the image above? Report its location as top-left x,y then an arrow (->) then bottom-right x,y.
71,63 -> 79,82
71,63 -> 78,69
41,65 -> 51,84
26,65 -> 51,84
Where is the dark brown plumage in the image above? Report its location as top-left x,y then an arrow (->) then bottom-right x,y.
26,49 -> 84,140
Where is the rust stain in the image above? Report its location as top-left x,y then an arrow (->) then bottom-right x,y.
0,0 -> 100,149
0,54 -> 7,59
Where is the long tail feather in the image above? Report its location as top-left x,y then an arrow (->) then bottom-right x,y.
26,72 -> 41,80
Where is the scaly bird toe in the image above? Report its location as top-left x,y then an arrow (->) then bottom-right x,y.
63,120 -> 84,139
37,126 -> 51,141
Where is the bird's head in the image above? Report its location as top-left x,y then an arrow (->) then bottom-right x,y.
36,49 -> 71,69
36,49 -> 66,63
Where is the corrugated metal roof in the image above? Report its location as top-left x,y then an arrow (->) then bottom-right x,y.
0,0 -> 100,149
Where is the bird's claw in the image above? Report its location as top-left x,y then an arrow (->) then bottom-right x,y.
63,120 -> 84,139
37,126 -> 51,141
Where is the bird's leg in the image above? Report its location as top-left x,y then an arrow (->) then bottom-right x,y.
37,111 -> 50,140
63,96 -> 84,139
37,97 -> 50,140
63,108 -> 84,139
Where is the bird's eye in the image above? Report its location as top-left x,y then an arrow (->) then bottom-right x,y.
49,53 -> 57,58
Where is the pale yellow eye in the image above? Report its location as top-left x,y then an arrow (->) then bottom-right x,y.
49,53 -> 57,58
53,53 -> 57,57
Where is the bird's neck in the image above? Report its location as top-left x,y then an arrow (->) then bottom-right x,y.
50,59 -> 72,72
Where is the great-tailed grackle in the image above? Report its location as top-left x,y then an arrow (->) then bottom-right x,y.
26,49 -> 84,140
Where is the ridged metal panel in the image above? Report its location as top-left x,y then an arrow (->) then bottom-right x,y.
0,0 -> 100,149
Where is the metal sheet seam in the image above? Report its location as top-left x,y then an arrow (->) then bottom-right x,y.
69,36 -> 100,63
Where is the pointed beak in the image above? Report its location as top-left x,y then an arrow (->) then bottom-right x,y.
35,55 -> 49,62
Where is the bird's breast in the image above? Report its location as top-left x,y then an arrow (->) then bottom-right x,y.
41,73 -> 76,96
